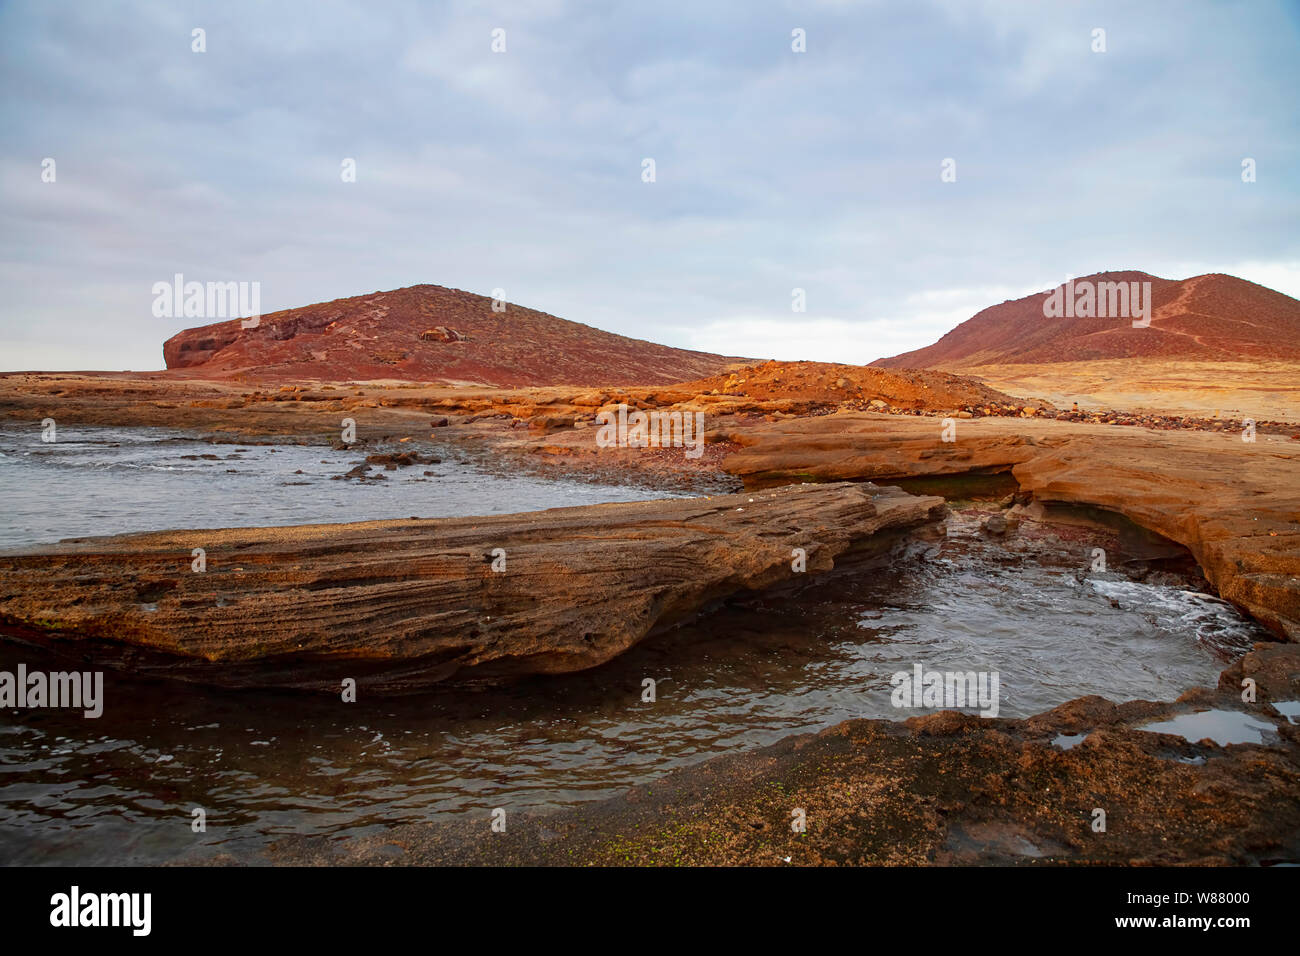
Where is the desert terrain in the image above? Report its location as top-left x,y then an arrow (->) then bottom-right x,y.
949,358 -> 1300,422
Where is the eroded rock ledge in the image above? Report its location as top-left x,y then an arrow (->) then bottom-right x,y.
0,482 -> 944,692
722,415 -> 1300,640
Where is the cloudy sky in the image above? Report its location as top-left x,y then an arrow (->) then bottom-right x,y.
2,0 -> 1298,370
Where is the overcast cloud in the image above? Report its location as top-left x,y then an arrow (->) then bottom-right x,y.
1,0 -> 1297,370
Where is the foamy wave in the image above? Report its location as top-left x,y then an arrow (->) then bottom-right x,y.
1089,578 -> 1259,656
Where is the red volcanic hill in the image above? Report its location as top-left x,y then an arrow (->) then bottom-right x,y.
873,271 -> 1300,368
163,284 -> 746,386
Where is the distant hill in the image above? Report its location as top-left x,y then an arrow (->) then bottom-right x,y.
162,284 -> 746,385
873,271 -> 1300,368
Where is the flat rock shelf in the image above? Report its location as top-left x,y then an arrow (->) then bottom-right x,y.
0,482 -> 945,692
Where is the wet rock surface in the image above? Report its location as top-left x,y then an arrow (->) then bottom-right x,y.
238,641 -> 1300,867
0,482 -> 945,692
723,415 -> 1300,641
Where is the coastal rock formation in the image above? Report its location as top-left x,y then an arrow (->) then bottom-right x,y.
722,415 -> 1300,640
0,483 -> 945,692
161,284 -> 746,386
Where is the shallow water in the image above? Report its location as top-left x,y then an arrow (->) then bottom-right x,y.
0,424 -> 684,548
1274,701 -> 1300,724
1136,710 -> 1279,746
0,429 -> 1272,864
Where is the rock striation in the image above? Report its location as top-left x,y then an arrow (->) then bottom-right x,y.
0,482 -> 945,692
723,415 -> 1300,640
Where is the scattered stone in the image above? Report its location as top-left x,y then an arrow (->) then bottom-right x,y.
982,514 -> 1009,535
333,463 -> 372,480
529,415 -> 576,433
365,451 -> 425,468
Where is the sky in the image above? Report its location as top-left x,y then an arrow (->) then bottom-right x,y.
1,0 -> 1298,371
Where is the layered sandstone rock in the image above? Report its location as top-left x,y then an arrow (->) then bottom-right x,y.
0,482 -> 944,692
723,414 -> 1300,640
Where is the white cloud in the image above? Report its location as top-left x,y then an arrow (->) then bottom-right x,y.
0,0 -> 1297,371
681,308 -> 970,366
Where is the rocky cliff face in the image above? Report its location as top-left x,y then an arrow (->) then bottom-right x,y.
873,272 -> 1300,367
162,284 -> 746,386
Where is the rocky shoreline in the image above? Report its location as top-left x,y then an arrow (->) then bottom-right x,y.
2,370 -> 1298,865
216,641 -> 1300,866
